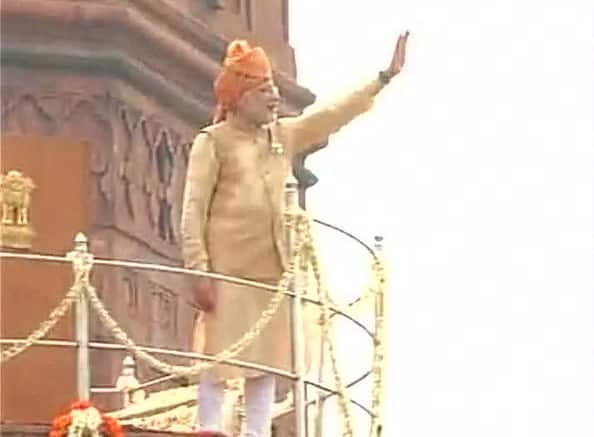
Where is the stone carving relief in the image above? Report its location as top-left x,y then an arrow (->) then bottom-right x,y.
1,88 -> 195,259
149,280 -> 178,336
90,266 -> 195,347
1,91 -> 57,135
108,102 -> 195,254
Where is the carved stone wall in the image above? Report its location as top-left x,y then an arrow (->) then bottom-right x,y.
1,0 -> 316,423
1,66 -> 198,409
164,0 -> 296,76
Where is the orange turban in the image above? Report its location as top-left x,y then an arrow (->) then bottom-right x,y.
213,40 -> 273,122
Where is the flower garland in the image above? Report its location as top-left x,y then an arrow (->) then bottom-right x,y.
49,401 -> 123,437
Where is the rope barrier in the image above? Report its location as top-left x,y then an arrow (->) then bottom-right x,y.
0,214 -> 388,436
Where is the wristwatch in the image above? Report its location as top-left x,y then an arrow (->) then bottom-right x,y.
378,70 -> 392,85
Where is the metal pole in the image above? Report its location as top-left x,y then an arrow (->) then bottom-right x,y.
314,322 -> 326,436
67,232 -> 94,400
371,235 -> 385,436
76,287 -> 90,400
286,176 -> 307,437
298,237 -> 312,436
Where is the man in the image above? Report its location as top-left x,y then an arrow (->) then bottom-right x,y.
181,33 -> 409,437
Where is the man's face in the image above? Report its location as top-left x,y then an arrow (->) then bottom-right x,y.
235,79 -> 281,126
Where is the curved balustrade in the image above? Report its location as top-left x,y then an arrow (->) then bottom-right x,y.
0,251 -> 377,340
0,213 -> 386,437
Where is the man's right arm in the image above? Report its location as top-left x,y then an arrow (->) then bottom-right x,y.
180,132 -> 219,272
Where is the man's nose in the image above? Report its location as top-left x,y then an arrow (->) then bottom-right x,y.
270,86 -> 281,103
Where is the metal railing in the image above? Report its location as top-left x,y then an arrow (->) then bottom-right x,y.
0,176 -> 387,437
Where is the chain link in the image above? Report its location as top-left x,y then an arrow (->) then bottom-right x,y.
301,217 -> 388,437
85,215 -> 308,378
0,285 -> 79,363
0,211 -> 387,437
303,218 -> 355,437
369,256 -> 388,436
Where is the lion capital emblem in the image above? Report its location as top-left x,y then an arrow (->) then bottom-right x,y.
0,170 -> 36,248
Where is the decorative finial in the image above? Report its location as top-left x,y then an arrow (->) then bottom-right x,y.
115,355 -> 145,407
67,232 -> 94,285
74,233 -> 89,254
122,355 -> 135,368
374,235 -> 384,251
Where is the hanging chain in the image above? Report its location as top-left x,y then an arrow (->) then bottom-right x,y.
85,215 -> 308,378
0,213 -> 388,437
369,254 -> 388,436
302,218 -> 355,437
0,285 -> 79,363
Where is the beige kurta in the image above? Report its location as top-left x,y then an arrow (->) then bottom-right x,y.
181,78 -> 385,382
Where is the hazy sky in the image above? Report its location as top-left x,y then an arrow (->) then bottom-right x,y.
290,1 -> 593,436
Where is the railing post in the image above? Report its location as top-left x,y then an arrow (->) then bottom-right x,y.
285,175 -> 307,437
297,234 -> 312,435
314,341 -> 325,437
371,235 -> 385,436
314,253 -> 326,437
67,232 -> 94,401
